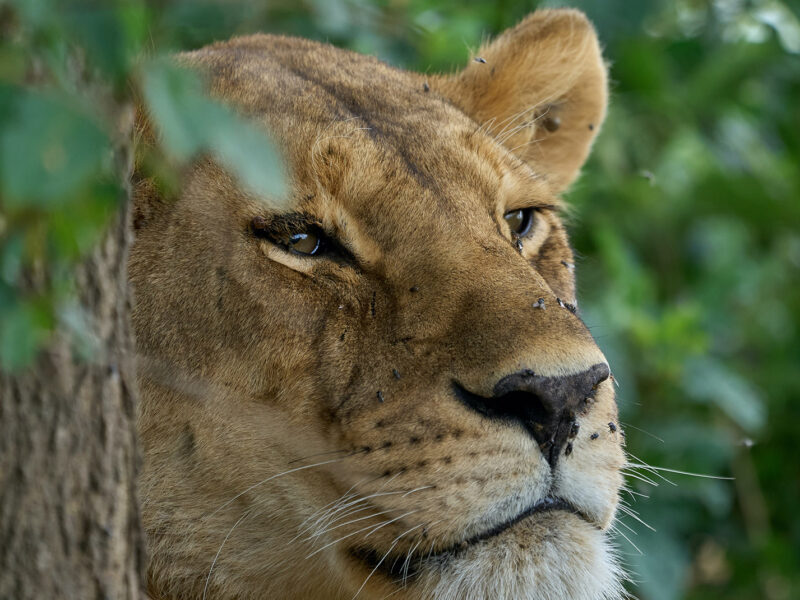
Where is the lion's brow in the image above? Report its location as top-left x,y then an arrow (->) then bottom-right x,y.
252,212 -> 320,235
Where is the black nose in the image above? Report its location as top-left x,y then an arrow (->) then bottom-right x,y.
454,363 -> 610,467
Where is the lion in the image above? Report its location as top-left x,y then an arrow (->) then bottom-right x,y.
130,9 -> 626,600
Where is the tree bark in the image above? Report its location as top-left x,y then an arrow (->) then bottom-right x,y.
0,125 -> 146,599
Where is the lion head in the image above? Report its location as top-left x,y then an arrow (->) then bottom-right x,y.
131,9 -> 625,600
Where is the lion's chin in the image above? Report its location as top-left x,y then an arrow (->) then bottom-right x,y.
355,512 -> 624,600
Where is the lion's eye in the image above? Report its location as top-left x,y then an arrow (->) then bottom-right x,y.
286,230 -> 324,256
250,216 -> 330,257
504,208 -> 535,238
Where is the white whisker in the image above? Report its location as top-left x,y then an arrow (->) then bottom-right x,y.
308,489 -> 414,536
305,511 -> 417,560
617,505 -> 656,532
202,510 -> 251,600
364,511 -> 419,539
402,485 -> 434,497
208,455 -> 357,519
614,517 -> 639,536
621,469 -> 660,487
626,463 -> 734,481
609,524 -> 642,555
351,538 -> 400,600
352,524 -> 422,600
619,421 -> 664,443
305,509 -> 395,540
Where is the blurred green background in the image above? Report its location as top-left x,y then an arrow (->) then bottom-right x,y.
1,1 -> 798,599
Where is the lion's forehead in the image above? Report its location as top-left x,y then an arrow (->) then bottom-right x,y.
183,35 -> 509,212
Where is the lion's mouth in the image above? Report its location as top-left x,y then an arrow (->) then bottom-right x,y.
453,496 -> 600,550
349,496 -> 597,581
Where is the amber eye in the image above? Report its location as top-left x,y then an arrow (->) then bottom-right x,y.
504,208 -> 535,237
287,230 -> 324,256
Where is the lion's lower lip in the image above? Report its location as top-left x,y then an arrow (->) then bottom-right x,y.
446,496 -> 599,554
349,497 -> 597,581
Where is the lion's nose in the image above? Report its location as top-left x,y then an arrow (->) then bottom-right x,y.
454,363 -> 610,467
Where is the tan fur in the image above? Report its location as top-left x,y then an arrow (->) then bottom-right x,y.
131,10 -> 625,600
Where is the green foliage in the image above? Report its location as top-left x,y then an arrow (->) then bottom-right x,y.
558,2 -> 800,598
1,0 -> 798,598
142,60 -> 287,199
0,0 -> 286,369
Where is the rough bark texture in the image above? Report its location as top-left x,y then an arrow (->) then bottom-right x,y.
0,145 -> 145,598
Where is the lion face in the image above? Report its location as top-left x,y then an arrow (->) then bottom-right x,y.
131,9 -> 625,600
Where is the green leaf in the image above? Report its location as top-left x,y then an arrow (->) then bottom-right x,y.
683,357 -> 766,432
0,87 -> 109,209
8,0 -> 54,29
141,60 -> 287,203
64,6 -> 127,80
141,62 -> 204,159
48,180 -> 120,259
1,232 -> 25,285
205,108 -> 288,203
0,301 -> 50,371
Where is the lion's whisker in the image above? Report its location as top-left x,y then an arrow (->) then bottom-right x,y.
623,464 -> 676,487
424,534 -> 439,562
202,510 -> 252,600
618,421 -> 664,443
378,470 -> 405,490
494,100 -> 557,144
494,104 -> 544,142
305,521 -> 391,560
296,491 -> 362,537
402,485 -> 434,498
616,505 -> 656,532
391,522 -> 425,544
315,482 -> 434,534
620,469 -> 660,487
207,454 -> 363,519
378,582 -> 409,600
297,473 -> 391,536
305,509 -> 396,541
297,488 -> 368,537
623,452 -> 678,486
625,462 -> 734,481
352,524 -> 423,600
305,510 -> 418,560
364,510 -> 420,539
308,489 -> 415,536
620,484 -> 649,501
490,105 -> 536,138
287,448 -> 352,465
614,517 -> 639,536
609,524 -> 643,555
305,503 -> 376,538
351,537 -> 401,600
402,537 -> 425,585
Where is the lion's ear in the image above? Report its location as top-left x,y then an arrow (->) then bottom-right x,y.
431,9 -> 607,193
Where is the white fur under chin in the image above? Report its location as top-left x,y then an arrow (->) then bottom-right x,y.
410,519 -> 624,600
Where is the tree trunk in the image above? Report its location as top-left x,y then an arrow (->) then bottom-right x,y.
0,128 -> 146,599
